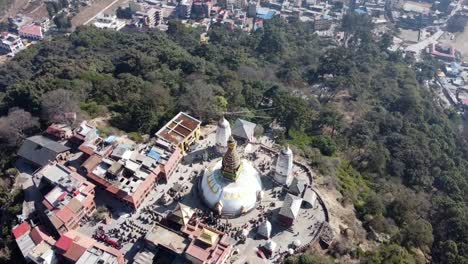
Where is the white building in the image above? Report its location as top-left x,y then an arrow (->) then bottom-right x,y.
215,117 -> 231,154
0,32 -> 25,54
274,146 -> 294,186
93,14 -> 126,31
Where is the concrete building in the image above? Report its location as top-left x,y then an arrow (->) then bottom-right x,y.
274,146 -> 294,186
177,0 -> 193,18
81,138 -> 182,209
17,135 -> 70,168
192,0 -> 212,18
19,24 -> 44,40
143,220 -> 232,263
12,222 -> 58,264
37,163 -> 96,235
134,8 -> 162,28
215,117 -> 231,154
247,1 -> 258,17
228,0 -> 247,9
93,14 -> 126,31
430,43 -> 457,61
314,15 -> 333,30
155,112 -> 201,154
55,230 -> 124,264
0,32 -> 24,54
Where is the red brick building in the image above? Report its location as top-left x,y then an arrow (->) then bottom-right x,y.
37,163 -> 96,234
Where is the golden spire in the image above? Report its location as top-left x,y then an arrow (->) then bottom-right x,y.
221,136 -> 241,181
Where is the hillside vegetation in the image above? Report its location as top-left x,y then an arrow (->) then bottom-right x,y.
0,16 -> 466,263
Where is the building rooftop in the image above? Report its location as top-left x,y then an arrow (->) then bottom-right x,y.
155,112 -> 201,145
57,230 -> 124,264
19,24 -> 43,37
146,225 -> 190,254
231,118 -> 256,141
88,140 -> 174,196
279,193 -> 302,219
17,135 -> 70,167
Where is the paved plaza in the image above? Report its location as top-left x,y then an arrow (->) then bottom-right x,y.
77,127 -> 327,263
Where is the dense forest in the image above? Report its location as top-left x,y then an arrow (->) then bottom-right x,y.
0,14 -> 466,263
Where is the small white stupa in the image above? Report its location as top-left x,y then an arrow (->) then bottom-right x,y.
274,145 -> 294,186
215,116 -> 231,154
257,220 -> 272,239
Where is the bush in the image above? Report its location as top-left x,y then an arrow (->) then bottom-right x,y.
128,132 -> 143,143
311,135 -> 337,156
80,101 -> 106,118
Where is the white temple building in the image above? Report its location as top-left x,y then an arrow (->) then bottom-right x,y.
200,136 -> 262,217
274,146 -> 294,186
215,117 -> 231,154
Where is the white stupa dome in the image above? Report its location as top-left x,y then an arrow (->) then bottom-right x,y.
200,136 -> 262,217
200,159 -> 262,216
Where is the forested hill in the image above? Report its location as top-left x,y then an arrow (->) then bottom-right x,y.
0,16 -> 467,263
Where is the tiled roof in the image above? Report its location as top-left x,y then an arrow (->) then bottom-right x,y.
55,235 -> 73,252
29,226 -> 49,244
19,24 -> 42,37
12,222 -> 31,239
63,241 -> 88,262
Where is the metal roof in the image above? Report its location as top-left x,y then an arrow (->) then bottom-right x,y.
17,135 -> 70,167
155,112 -> 201,145
231,119 -> 256,141
279,194 -> 302,219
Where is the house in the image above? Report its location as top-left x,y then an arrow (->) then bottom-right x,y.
37,163 -> 96,235
231,118 -> 256,142
81,137 -> 182,209
55,230 -> 124,264
93,14 -> 126,31
133,8 -> 162,28
19,24 -> 44,40
155,112 -> 201,154
177,0 -> 193,18
45,124 -> 73,140
278,194 -> 302,226
0,32 -> 24,54
17,135 -> 70,167
430,43 -> 457,61
12,222 -> 58,264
